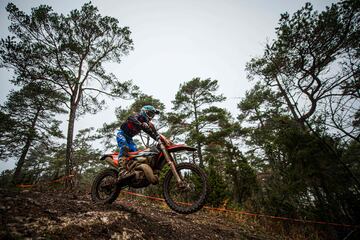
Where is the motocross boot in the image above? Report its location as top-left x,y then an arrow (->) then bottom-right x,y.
118,156 -> 127,179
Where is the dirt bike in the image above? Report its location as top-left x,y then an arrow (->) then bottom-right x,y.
91,134 -> 209,214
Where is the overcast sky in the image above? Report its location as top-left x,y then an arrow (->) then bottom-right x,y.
0,0 -> 337,170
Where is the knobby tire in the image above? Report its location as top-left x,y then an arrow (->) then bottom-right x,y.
163,163 -> 209,214
91,168 -> 120,204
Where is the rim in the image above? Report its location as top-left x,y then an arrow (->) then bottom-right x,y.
96,175 -> 117,200
166,167 -> 206,209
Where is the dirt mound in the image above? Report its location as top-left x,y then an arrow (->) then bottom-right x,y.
0,188 -> 272,240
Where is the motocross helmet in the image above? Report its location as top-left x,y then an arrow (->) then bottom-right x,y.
141,105 -> 159,120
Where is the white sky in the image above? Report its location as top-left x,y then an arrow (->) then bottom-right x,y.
0,0 -> 337,171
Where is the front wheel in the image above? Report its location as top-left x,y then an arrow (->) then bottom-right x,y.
163,163 -> 209,214
91,169 -> 120,204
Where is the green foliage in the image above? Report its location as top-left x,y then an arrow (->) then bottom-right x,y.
0,2 -> 358,237
1,2 -> 136,102
72,128 -> 102,174
203,106 -> 257,207
97,94 -> 166,150
0,170 -> 15,188
170,77 -> 226,167
14,127 -> 103,189
240,2 -> 360,229
246,0 -> 360,142
238,69 -> 360,222
0,2 -> 137,178
173,78 -> 225,110
0,82 -> 66,182
206,158 -> 230,207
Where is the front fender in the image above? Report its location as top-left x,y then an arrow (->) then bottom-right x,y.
166,144 -> 197,153
154,144 -> 196,170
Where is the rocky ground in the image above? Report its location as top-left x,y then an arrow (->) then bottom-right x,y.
0,188 -> 281,240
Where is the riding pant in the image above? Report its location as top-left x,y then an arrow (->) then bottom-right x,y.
116,130 -> 138,158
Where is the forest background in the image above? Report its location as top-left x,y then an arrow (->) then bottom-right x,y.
0,0 -> 359,238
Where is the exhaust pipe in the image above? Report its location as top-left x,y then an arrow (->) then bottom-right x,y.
135,164 -> 159,184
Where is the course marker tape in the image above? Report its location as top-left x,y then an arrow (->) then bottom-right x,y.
16,175 -> 75,188
123,191 -> 359,229
16,180 -> 358,229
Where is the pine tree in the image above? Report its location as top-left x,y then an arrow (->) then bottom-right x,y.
0,3 -> 138,183
171,77 -> 225,167
0,82 -> 65,183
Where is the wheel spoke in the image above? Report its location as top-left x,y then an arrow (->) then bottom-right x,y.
164,163 -> 208,213
98,176 -> 116,200
91,169 -> 120,203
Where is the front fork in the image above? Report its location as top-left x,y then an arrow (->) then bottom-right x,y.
158,141 -> 183,184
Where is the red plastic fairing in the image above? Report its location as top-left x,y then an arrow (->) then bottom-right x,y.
113,159 -> 119,167
100,153 -> 119,167
111,152 -> 119,159
166,144 -> 197,152
110,154 -> 119,166
128,151 -> 141,155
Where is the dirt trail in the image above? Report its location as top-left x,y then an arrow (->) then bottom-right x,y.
0,188 -> 274,240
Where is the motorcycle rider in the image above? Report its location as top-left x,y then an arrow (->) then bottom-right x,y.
116,105 -> 160,176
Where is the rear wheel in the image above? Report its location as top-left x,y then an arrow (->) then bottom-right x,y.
91,169 -> 120,204
163,163 -> 209,214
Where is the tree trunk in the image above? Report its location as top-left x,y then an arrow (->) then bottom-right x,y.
13,137 -> 32,184
196,142 -> 203,168
193,102 -> 203,168
13,109 -> 41,184
65,104 -> 77,188
274,76 -> 306,129
231,172 -> 240,204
